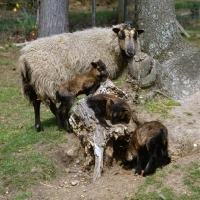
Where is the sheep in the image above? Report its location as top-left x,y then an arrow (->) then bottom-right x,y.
56,59 -> 109,132
125,121 -> 170,176
86,93 -> 132,130
19,23 -> 144,131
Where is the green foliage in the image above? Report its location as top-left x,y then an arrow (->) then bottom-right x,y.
175,1 -> 200,9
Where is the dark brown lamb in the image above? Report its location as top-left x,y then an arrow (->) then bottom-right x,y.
56,60 -> 109,132
87,93 -> 132,130
125,121 -> 170,176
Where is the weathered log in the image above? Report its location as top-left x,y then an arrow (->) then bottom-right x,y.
69,79 -> 137,182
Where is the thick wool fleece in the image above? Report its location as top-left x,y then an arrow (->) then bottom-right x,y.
19,25 -> 129,103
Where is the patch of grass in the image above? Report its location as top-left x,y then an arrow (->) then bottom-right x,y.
183,111 -> 193,116
184,162 -> 200,195
143,99 -> 181,118
0,49 -> 68,196
13,192 -> 32,200
175,2 -> 200,9
113,78 -> 125,85
130,161 -> 200,200
1,152 -> 56,192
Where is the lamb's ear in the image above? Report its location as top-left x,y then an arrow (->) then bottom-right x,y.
136,30 -> 144,35
112,27 -> 120,34
91,62 -> 97,68
110,99 -> 115,106
122,106 -> 128,111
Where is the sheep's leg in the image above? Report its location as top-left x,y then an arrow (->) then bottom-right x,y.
33,99 -> 44,132
49,100 -> 57,117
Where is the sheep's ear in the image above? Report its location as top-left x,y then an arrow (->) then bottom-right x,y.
112,28 -> 120,34
136,30 -> 144,35
91,62 -> 97,68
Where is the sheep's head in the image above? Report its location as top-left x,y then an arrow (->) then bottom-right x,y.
113,24 -> 144,58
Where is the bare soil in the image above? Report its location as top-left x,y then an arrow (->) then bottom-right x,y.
0,47 -> 200,200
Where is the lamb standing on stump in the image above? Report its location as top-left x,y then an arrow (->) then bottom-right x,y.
19,24 -> 144,131
56,60 -> 109,132
125,121 -> 170,176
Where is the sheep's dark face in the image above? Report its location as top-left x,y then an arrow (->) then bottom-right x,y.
113,24 -> 144,58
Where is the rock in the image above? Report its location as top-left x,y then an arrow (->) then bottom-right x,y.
70,180 -> 80,186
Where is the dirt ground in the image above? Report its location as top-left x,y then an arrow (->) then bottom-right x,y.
25,89 -> 200,200
0,47 -> 200,200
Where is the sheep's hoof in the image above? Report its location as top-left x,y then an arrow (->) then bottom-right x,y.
66,129 -> 73,133
36,124 -> 44,132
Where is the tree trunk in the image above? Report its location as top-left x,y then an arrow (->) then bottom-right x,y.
92,0 -> 96,27
118,0 -> 125,23
37,0 -> 69,38
138,0 -> 200,99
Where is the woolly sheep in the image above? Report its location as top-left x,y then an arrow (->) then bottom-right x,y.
19,23 -> 144,131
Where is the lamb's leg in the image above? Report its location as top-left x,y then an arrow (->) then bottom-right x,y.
56,104 -> 64,130
61,96 -> 75,133
33,99 -> 44,132
62,106 -> 73,133
143,147 -> 158,176
135,149 -> 144,175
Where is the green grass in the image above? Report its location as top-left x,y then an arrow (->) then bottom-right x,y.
183,111 -> 193,116
126,162 -> 200,200
0,48 -> 68,196
175,1 -> 200,9
143,99 -> 181,118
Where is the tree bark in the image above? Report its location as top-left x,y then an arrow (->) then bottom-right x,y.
37,0 -> 69,38
138,0 -> 200,99
92,0 -> 96,27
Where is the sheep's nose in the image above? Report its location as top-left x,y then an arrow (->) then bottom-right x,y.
127,48 -> 134,57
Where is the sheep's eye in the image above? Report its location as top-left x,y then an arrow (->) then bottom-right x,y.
118,30 -> 125,40
118,35 -> 124,40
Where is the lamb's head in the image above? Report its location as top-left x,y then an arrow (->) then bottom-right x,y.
113,24 -> 144,58
91,59 -> 109,80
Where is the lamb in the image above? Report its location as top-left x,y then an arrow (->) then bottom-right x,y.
86,93 -> 132,130
125,121 -> 170,176
56,59 -> 109,132
19,23 -> 144,131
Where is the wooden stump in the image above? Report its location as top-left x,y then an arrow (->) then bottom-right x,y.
69,79 -> 137,182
